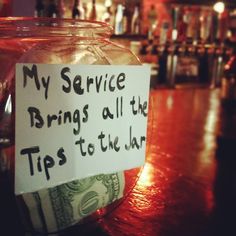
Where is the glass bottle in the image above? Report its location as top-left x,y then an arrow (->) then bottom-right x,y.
72,0 -> 85,19
46,0 -> 57,18
82,2 -> 88,20
147,4 -> 157,40
199,9 -> 212,43
57,0 -> 66,18
171,6 -> 180,42
35,0 -> 45,17
89,0 -> 97,21
159,21 -> 169,45
131,4 -> 140,35
122,1 -> 131,34
114,4 -> 124,35
102,0 -> 113,25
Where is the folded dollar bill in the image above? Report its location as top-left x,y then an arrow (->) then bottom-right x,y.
22,172 -> 125,234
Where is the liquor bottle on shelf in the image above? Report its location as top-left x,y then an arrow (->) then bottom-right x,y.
147,4 -> 157,40
199,9 -> 212,44
218,10 -> 229,45
89,0 -> 97,21
57,0 -> 65,18
122,1 -> 130,34
178,11 -> 187,42
171,6 -> 180,42
46,0 -> 57,18
211,46 -> 224,88
185,10 -> 193,43
72,0 -> 85,19
159,21 -> 169,45
83,3 -> 88,20
193,12 -> 201,45
131,4 -> 140,35
185,9 -> 200,45
211,11 -> 219,43
35,0 -> 45,17
102,0 -> 113,25
114,4 -> 124,35
72,0 -> 79,19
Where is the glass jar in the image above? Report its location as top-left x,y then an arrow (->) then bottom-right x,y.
0,17 -> 145,235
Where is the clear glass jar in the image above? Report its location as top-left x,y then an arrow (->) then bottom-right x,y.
0,17 -> 144,235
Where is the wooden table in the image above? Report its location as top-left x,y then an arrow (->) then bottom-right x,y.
2,87 -> 236,236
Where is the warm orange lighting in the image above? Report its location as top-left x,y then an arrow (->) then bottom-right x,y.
213,2 -> 225,14
166,94 -> 174,110
137,161 -> 155,187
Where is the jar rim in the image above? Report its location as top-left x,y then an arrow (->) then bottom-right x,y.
0,17 -> 113,39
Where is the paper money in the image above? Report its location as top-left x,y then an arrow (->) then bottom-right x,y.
22,172 -> 125,234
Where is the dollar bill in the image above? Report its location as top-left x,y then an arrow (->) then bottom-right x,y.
22,172 -> 125,234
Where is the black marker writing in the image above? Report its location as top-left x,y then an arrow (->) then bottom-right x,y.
23,64 -> 50,100
20,146 -> 67,180
98,131 -> 120,152
61,66 -> 126,95
125,126 -> 146,150
27,105 -> 89,135
75,137 -> 95,156
130,96 -> 148,117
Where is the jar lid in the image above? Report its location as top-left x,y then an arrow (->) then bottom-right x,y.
0,17 -> 113,39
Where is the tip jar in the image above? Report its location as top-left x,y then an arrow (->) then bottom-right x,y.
0,17 -> 150,235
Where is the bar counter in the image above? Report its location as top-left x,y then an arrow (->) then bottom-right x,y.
1,86 -> 236,236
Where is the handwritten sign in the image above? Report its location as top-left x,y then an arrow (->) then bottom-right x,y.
15,64 -> 150,195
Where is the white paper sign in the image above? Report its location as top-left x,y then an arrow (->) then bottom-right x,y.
15,64 -> 150,195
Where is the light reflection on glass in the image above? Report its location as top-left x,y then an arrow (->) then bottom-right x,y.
4,94 -> 12,114
136,161 -> 155,188
130,159 -> 161,214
